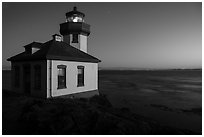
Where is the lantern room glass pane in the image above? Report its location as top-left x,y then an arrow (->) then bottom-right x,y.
66,16 -> 84,22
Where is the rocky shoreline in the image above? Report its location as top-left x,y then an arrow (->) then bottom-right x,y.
2,90 -> 200,135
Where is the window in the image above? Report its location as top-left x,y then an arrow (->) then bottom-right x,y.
14,66 -> 20,87
72,34 -> 78,43
34,65 -> 41,90
57,65 -> 66,89
77,66 -> 84,87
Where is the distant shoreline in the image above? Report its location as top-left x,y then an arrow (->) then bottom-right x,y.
99,68 -> 202,71
2,68 -> 202,71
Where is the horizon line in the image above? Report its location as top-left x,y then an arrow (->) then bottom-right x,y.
2,66 -> 202,71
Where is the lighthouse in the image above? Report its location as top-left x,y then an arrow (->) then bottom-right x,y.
7,7 -> 100,98
60,6 -> 90,53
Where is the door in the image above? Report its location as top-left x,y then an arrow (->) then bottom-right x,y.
23,64 -> 31,94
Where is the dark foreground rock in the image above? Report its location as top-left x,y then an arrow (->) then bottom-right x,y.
2,91 -> 200,135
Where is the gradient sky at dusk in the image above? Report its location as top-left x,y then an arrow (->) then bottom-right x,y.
2,2 -> 202,69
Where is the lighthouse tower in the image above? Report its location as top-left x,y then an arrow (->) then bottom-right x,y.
60,7 -> 90,53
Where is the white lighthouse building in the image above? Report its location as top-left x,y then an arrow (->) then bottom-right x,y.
7,7 -> 101,98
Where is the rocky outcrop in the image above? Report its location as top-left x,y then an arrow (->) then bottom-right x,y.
17,95 -> 198,135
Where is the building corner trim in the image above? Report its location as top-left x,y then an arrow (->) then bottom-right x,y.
49,60 -> 52,98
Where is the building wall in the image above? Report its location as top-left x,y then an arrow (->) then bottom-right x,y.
11,61 -> 47,97
30,61 -> 47,97
69,34 -> 79,49
11,62 -> 23,94
47,60 -> 98,98
47,60 -> 52,98
79,35 -> 88,53
69,34 -> 88,53
31,47 -> 40,54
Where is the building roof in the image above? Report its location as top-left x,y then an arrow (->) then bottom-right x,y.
7,40 -> 101,63
24,42 -> 42,48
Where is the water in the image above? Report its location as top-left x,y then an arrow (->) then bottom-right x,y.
99,70 -> 202,133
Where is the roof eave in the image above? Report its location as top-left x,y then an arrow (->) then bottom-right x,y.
46,55 -> 101,63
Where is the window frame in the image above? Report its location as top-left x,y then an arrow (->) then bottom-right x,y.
34,65 -> 41,90
57,65 -> 67,89
72,34 -> 78,43
77,66 -> 85,87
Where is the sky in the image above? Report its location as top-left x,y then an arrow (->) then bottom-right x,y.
2,2 -> 202,69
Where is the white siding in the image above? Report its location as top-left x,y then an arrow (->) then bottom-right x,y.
79,35 -> 88,53
69,34 -> 88,53
46,60 -> 52,98
47,60 -> 98,98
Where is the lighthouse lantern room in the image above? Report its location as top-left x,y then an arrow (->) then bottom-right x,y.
60,7 -> 90,53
